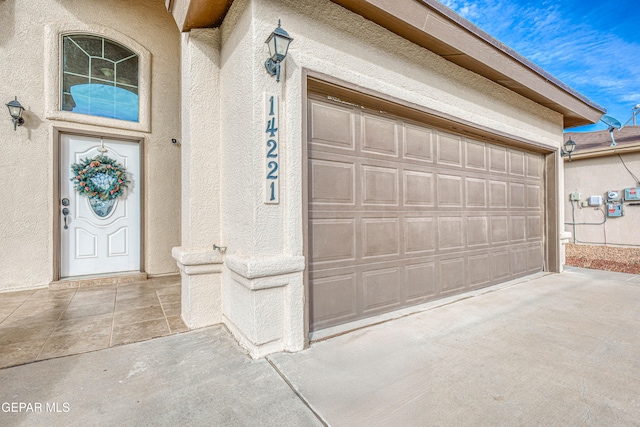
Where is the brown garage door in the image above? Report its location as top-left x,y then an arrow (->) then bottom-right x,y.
308,95 -> 544,332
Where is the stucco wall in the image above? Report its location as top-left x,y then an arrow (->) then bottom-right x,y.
564,153 -> 640,247
0,0 -> 181,291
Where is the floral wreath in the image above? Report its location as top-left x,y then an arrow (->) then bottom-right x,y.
70,155 -> 129,201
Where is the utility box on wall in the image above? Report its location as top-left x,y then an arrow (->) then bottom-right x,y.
607,202 -> 624,217
624,187 -> 640,201
588,195 -> 603,206
607,190 -> 621,202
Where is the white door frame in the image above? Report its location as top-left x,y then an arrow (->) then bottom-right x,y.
53,128 -> 145,281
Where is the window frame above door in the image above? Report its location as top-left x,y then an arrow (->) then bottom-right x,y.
61,34 -> 140,123
44,23 -> 152,132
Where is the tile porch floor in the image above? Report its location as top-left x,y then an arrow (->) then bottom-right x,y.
0,276 -> 187,369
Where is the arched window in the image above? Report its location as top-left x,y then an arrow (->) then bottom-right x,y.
62,35 -> 139,122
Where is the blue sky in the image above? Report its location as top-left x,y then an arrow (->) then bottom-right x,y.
440,0 -> 640,132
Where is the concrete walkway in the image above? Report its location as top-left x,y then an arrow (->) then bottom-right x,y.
2,267 -> 640,426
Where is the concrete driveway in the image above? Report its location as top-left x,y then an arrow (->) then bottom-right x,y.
2,267 -> 640,426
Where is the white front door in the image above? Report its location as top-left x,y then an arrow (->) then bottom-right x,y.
60,134 -> 141,278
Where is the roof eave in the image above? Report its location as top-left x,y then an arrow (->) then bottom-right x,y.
166,0 -> 233,32
167,0 -> 605,128
564,142 -> 640,160
330,0 -> 604,128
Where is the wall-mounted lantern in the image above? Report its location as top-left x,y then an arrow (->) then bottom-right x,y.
561,138 -> 576,161
264,20 -> 293,83
6,97 -> 25,131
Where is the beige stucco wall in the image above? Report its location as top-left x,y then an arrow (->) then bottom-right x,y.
205,0 -> 567,356
0,0 -> 181,291
564,153 -> 640,247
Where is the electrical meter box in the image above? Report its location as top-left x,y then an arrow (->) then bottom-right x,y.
607,190 -> 621,201
624,187 -> 640,201
607,202 -> 624,217
588,195 -> 603,206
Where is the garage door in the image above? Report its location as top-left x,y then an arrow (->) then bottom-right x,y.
308,95 -> 544,332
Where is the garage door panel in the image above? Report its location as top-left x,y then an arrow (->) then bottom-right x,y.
362,114 -> 398,157
491,250 -> 511,280
509,216 -> 526,242
465,139 -> 487,171
489,215 -> 509,244
527,215 -> 542,240
509,182 -> 526,208
509,149 -> 526,176
404,170 -> 434,207
309,159 -> 355,205
404,217 -> 436,254
362,218 -> 400,258
467,216 -> 489,247
308,96 -> 544,332
437,174 -> 463,207
438,216 -> 465,250
362,165 -> 399,205
528,243 -> 543,271
526,184 -> 542,209
527,153 -> 542,178
468,253 -> 491,288
510,246 -> 528,275
362,267 -> 401,314
437,132 -> 463,167
310,272 -> 358,326
310,100 -> 355,150
489,146 -> 508,173
438,257 -> 466,294
405,261 -> 437,301
403,124 -> 434,162
465,177 -> 487,208
489,180 -> 508,208
309,218 -> 356,263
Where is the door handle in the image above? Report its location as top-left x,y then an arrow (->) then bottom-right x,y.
62,207 -> 70,230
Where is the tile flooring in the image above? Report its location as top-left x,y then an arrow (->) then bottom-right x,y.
0,276 -> 187,369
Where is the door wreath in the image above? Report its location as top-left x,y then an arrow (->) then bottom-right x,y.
70,155 -> 130,217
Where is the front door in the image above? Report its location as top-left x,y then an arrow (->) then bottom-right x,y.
60,134 -> 141,278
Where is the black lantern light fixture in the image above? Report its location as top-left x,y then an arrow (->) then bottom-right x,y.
562,138 -> 576,161
264,20 -> 293,83
6,96 -> 25,131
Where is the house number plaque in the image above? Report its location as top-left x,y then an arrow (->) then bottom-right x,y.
265,93 -> 279,204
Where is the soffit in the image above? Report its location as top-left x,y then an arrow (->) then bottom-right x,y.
169,0 -> 605,128
167,0 -> 233,31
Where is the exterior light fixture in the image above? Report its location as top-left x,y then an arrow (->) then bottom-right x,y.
6,96 -> 25,131
562,138 -> 576,161
264,20 -> 293,83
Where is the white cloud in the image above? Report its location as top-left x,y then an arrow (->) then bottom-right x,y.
442,0 -> 640,126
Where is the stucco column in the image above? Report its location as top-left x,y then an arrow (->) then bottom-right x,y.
213,4 -> 306,357
172,29 -> 223,329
